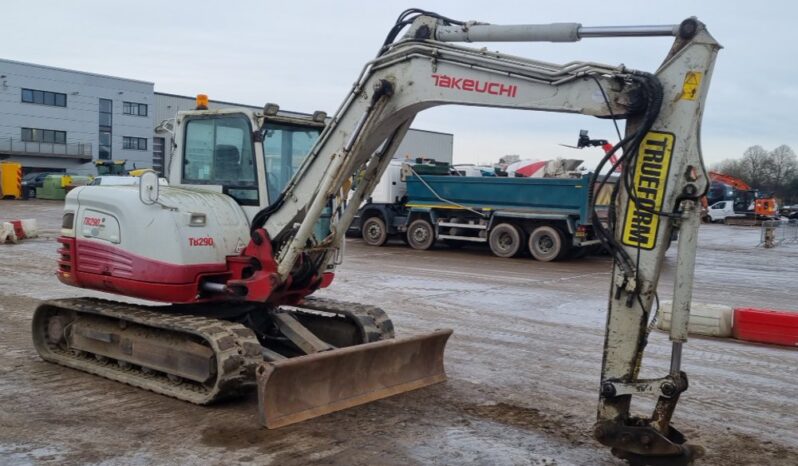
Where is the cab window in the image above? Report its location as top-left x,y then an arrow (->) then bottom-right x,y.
183,115 -> 258,205
262,123 -> 321,203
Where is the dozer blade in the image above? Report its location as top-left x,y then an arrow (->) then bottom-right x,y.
257,328 -> 452,428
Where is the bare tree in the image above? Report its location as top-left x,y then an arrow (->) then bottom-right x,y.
740,145 -> 769,187
766,145 -> 797,189
710,158 -> 747,181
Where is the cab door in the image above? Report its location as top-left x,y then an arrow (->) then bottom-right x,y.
174,111 -> 268,221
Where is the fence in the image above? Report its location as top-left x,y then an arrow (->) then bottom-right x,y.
760,220 -> 798,248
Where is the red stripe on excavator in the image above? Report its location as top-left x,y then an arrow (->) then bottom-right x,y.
56,234 -> 320,305
60,270 -> 209,303
74,238 -> 227,283
57,236 -> 228,303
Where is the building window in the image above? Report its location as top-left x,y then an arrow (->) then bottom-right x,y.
123,136 -> 148,151
99,99 -> 113,160
21,128 -> 67,144
99,131 -> 112,160
99,100 -> 113,129
123,101 -> 148,117
21,88 -> 67,107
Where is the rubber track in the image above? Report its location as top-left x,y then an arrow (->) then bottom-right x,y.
300,296 -> 396,341
32,297 -> 262,405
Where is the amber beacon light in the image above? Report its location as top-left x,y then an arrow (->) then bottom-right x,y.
195,94 -> 209,110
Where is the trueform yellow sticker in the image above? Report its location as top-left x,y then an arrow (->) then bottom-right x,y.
622,131 -> 675,250
681,71 -> 703,100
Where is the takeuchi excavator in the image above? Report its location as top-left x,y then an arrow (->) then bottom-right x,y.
33,9 -> 720,464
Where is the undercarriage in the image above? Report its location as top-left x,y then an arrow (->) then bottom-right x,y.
32,296 -> 450,426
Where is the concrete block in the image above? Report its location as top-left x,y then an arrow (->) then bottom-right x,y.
20,218 -> 38,238
657,301 -> 733,338
0,222 -> 18,243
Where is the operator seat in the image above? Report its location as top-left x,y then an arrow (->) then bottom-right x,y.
213,145 -> 241,181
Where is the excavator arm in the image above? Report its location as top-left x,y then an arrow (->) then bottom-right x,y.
250,10 -> 719,464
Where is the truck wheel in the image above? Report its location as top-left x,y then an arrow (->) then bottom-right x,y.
362,216 -> 388,247
528,225 -> 567,262
407,218 -> 435,250
488,223 -> 523,258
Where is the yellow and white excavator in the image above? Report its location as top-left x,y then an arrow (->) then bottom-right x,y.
33,9 -> 719,464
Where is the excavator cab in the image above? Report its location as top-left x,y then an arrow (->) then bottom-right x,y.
169,106 -> 327,217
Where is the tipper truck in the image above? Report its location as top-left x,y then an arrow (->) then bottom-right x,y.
355,161 -> 609,261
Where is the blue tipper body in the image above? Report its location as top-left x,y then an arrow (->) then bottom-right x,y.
405,173 -> 595,226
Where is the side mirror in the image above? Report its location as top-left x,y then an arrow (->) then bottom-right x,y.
139,171 -> 160,205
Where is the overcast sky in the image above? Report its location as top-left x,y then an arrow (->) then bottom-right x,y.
4,1 -> 795,168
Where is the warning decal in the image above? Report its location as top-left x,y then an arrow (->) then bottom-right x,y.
680,71 -> 703,100
622,131 -> 675,250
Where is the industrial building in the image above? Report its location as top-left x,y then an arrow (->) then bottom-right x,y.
0,58 -> 453,176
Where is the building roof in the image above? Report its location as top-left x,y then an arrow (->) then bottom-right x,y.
0,58 -> 154,85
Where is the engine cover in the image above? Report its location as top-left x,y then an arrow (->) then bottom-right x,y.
58,185 -> 250,302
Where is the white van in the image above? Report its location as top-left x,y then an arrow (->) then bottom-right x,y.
707,200 -> 741,223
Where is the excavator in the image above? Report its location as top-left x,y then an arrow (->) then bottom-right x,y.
703,171 -> 778,224
33,9 -> 719,464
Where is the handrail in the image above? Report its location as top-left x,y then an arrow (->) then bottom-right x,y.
0,137 -> 93,159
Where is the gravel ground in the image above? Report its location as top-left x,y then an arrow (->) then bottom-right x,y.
0,199 -> 796,465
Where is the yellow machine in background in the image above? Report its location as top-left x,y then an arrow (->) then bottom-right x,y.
94,160 -> 128,176
95,159 -> 155,178
0,162 -> 23,199
128,168 -> 156,177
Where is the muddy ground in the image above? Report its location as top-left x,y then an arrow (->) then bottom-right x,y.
0,200 -> 796,465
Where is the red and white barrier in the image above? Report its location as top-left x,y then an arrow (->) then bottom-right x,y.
733,307 -> 798,347
0,218 -> 38,244
656,300 -> 798,348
